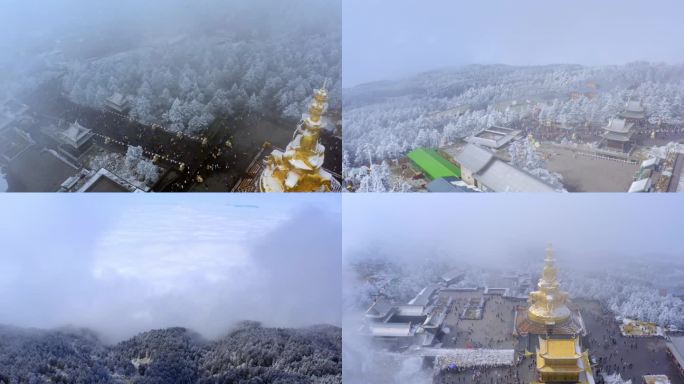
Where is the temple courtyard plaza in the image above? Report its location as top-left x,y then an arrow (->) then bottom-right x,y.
538,145 -> 639,192
431,290 -> 683,383
440,291 -> 519,350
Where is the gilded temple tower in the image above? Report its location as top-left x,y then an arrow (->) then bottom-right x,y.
259,83 -> 336,192
515,244 -> 584,337
527,244 -> 572,325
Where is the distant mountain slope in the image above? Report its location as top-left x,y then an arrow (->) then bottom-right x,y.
0,323 -> 341,384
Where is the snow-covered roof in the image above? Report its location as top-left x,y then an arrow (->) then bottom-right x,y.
625,100 -> 645,113
368,323 -> 414,338
441,269 -> 464,283
628,178 -> 651,193
456,144 -> 494,173
366,298 -> 394,319
467,126 -> 521,149
63,121 -> 91,141
620,110 -> 646,120
641,157 -> 659,169
474,158 -> 556,192
106,92 -> 127,106
395,305 -> 426,317
605,118 -> 633,134
408,284 -> 439,307
59,121 -> 93,149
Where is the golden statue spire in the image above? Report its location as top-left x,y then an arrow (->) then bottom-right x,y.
259,81 -> 334,192
527,244 -> 571,325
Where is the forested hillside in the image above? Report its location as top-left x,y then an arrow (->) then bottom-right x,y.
0,323 -> 341,384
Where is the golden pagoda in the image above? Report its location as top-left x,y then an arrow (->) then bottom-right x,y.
514,245 -> 584,336
259,83 -> 335,192
527,244 -> 572,325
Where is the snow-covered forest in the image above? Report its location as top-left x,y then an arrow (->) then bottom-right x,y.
0,323 -> 341,384
562,268 -> 684,330
2,0 -> 340,135
343,63 -> 684,170
59,2 -> 341,134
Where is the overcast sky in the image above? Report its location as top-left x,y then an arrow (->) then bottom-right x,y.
343,194 -> 684,266
0,194 -> 341,343
343,0 -> 684,87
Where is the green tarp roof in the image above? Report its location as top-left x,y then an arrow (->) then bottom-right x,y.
408,148 -> 461,179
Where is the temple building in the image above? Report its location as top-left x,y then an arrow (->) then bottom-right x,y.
466,125 -> 521,150
363,284 -> 451,348
105,92 -> 130,114
535,337 -> 594,384
619,100 -> 646,126
57,121 -> 94,162
258,85 -> 341,192
602,117 -> 634,153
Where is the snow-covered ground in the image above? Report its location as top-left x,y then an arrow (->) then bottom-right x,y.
433,349 -> 515,369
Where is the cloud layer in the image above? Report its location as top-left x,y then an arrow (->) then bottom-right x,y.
0,194 -> 341,343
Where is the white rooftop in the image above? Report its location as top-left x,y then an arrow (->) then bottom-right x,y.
456,144 -> 556,192
366,298 -> 394,319
441,269 -> 464,283
63,121 -> 91,141
106,92 -> 126,106
456,143 -> 495,173
605,118 -> 633,134
628,178 -> 651,193
476,158 -> 556,193
369,322 -> 414,338
409,285 -> 439,307
625,100 -> 645,113
395,305 -> 426,317
641,157 -> 659,169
